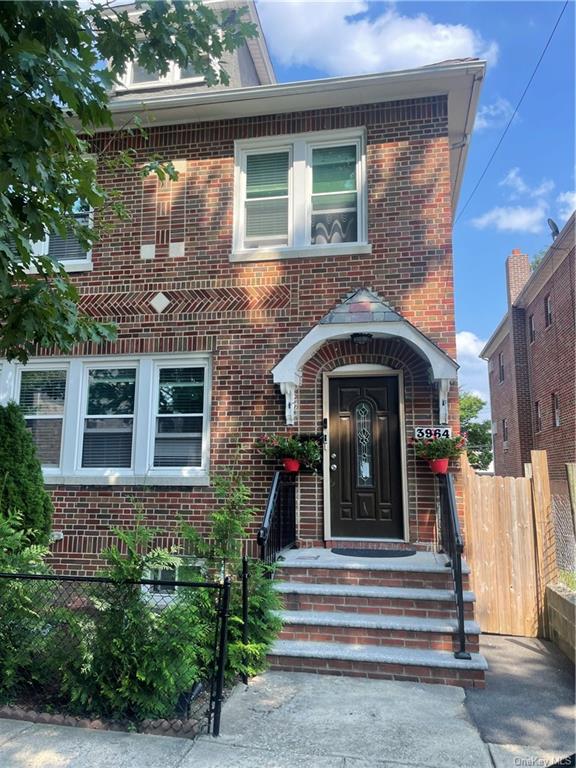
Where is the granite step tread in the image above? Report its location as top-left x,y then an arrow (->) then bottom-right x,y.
278,549 -> 470,574
273,580 -> 476,603
276,609 -> 481,635
270,639 -> 488,670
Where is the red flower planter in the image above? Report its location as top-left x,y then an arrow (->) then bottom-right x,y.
428,458 -> 449,474
282,458 -> 301,473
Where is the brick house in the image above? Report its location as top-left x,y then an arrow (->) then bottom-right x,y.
480,214 -> 575,496
0,6 -> 489,684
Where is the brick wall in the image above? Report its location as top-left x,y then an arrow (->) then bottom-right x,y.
42,95 -> 456,574
525,246 -> 576,495
488,331 -> 525,476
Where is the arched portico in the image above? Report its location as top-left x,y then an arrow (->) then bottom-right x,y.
271,289 -> 458,425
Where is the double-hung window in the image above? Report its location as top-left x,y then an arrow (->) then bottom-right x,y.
234,130 -> 367,260
31,200 -> 92,273
1,355 -> 211,485
81,367 -> 136,468
18,368 -> 67,468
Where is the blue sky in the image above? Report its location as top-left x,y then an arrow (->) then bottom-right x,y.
256,1 -> 575,408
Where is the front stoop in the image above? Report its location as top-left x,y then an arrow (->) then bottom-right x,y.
268,549 -> 487,688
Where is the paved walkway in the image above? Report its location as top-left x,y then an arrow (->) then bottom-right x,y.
0,635 -> 573,768
466,635 -> 575,767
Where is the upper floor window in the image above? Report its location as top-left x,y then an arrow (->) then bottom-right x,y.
528,314 -> 536,343
233,130 -> 367,259
1,355 -> 211,485
30,200 -> 92,273
498,352 -> 505,383
544,294 -> 552,328
502,418 -> 509,446
122,60 -> 203,89
552,392 -> 561,428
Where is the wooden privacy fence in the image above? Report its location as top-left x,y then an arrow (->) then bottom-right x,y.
461,451 -> 558,637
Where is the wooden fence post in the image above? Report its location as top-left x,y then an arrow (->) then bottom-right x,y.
530,450 -> 558,638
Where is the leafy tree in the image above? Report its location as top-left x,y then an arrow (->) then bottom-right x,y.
0,1 -> 255,362
459,391 -> 493,471
0,403 -> 53,542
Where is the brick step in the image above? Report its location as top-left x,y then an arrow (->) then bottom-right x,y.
274,581 -> 476,619
268,639 -> 487,688
276,610 -> 480,653
276,565 -> 469,591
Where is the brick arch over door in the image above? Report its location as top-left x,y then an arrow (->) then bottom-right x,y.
296,338 -> 440,548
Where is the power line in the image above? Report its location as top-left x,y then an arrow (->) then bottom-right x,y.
455,0 -> 570,224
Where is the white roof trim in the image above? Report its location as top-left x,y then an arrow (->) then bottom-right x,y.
271,321 -> 458,387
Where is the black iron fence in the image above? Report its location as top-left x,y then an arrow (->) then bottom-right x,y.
257,471 -> 297,566
0,571 -> 233,736
438,473 -> 471,660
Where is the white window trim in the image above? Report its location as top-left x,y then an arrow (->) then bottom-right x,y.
0,354 -> 211,486
232,128 -> 368,262
27,207 -> 94,274
119,60 -> 204,91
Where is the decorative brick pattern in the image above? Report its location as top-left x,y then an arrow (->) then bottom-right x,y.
37,94 -> 460,575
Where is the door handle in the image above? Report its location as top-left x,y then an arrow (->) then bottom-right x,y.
330,464 -> 338,471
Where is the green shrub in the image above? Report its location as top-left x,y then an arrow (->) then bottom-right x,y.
0,403 -> 52,543
0,511 -> 52,701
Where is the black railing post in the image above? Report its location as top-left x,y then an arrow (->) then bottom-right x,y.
212,576 -> 231,737
241,556 -> 249,685
438,474 -> 471,661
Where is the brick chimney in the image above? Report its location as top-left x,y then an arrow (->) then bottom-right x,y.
506,248 -> 531,306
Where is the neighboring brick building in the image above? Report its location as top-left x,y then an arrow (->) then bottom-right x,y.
481,213 -> 575,497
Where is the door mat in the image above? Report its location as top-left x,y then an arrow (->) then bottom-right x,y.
331,548 -> 416,558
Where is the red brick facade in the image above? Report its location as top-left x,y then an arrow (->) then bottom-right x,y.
484,218 -> 576,495
28,95 -> 460,574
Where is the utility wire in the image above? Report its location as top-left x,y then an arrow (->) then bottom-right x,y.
455,0 -> 570,224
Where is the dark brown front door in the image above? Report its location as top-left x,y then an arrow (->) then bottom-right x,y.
329,376 -> 403,539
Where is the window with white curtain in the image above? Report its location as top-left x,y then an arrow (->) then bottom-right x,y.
5,355 -> 211,484
234,129 -> 366,257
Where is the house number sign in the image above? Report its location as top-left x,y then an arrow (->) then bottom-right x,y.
414,426 -> 452,439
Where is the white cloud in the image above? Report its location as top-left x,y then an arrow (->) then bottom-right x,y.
456,331 -> 490,419
257,1 -> 498,76
499,168 -> 554,200
471,203 -> 548,234
474,97 -> 514,132
557,191 -> 576,222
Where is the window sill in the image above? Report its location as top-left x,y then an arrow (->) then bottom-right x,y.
43,472 -> 210,487
230,243 -> 372,263
26,260 -> 93,275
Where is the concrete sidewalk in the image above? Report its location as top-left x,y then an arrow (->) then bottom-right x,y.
0,635 -> 573,768
0,674 -> 492,768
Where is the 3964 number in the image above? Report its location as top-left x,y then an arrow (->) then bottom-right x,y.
414,427 -> 452,439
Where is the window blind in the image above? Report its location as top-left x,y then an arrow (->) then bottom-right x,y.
19,369 -> 67,467
244,152 -> 289,248
154,367 -> 204,468
48,208 -> 90,263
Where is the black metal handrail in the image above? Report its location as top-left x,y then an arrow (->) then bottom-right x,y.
257,471 -> 297,566
438,473 -> 471,660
